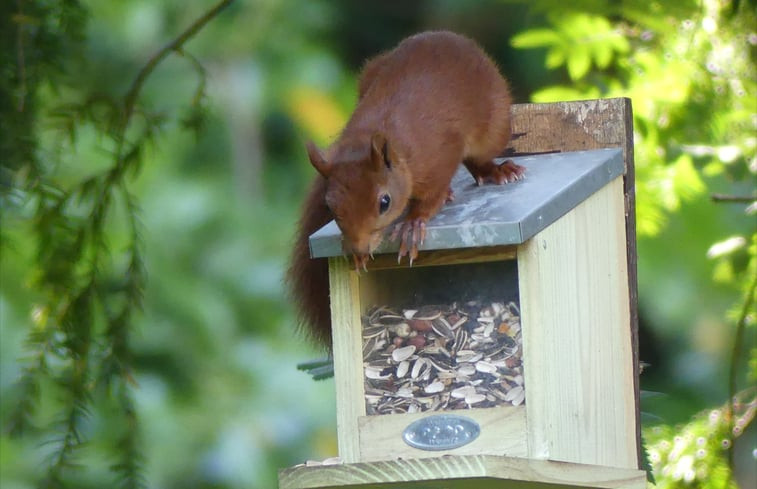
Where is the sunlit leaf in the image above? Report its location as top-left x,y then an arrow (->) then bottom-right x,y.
566,46 -> 591,80
702,161 -> 724,177
636,199 -> 665,237
608,32 -> 630,54
545,48 -> 564,69
594,42 -> 613,68
510,28 -> 560,48
671,153 -> 705,202
712,259 -> 735,284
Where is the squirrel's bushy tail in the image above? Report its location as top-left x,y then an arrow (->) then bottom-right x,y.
287,176 -> 333,348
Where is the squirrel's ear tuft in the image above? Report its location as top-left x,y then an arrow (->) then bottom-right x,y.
306,141 -> 332,177
370,133 -> 391,171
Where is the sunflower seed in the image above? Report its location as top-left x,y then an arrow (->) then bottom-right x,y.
424,380 -> 445,393
396,360 -> 410,378
392,345 -> 416,362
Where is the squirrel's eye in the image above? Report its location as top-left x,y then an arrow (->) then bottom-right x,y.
378,194 -> 391,214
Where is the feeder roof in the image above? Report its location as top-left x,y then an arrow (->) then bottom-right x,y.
309,147 -> 623,258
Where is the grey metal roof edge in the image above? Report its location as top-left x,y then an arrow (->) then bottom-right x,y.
310,218 -> 524,258
518,147 -> 624,242
309,221 -> 342,259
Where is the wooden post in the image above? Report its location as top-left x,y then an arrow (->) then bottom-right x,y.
328,258 -> 365,463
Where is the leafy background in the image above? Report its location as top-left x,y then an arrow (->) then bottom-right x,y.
1,0 -> 755,488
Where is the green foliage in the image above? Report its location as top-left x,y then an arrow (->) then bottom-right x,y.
2,1 -> 234,487
511,12 -> 629,80
2,1 -> 755,488
513,0 -> 755,237
644,391 -> 756,488
2,1 -> 345,487
511,0 -> 756,485
0,0 -> 87,185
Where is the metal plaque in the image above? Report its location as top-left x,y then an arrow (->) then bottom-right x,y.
402,414 -> 480,451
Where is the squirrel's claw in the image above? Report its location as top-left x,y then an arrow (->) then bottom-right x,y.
494,159 -> 526,184
469,159 -> 526,185
352,253 -> 369,272
395,218 -> 426,266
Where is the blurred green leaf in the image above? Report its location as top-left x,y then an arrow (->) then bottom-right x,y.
671,153 -> 705,202
545,48 -> 565,69
512,12 -> 631,81
510,29 -> 561,48
566,45 -> 591,80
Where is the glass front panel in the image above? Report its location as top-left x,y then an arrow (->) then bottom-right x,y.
361,260 -> 524,415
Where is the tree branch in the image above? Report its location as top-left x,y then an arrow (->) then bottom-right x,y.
711,194 -> 755,203
121,0 -> 234,129
726,264 -> 757,477
16,2 -> 236,486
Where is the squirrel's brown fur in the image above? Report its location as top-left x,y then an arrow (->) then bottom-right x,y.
287,176 -> 333,347
288,31 -> 523,347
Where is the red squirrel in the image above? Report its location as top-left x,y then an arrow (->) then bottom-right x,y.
287,31 -> 524,347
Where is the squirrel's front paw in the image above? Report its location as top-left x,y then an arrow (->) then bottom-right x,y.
392,218 -> 427,266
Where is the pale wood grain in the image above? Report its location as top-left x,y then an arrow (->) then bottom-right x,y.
358,406 -> 527,461
329,257 -> 368,463
510,98 -> 640,466
279,454 -> 647,489
518,177 -> 636,469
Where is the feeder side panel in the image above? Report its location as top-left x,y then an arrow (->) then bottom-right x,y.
519,177 -> 636,469
329,257 -> 366,463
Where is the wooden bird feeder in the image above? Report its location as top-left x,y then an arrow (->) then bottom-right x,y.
279,98 -> 646,488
